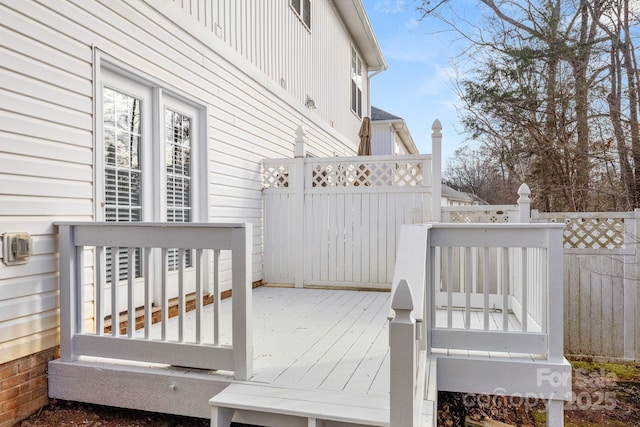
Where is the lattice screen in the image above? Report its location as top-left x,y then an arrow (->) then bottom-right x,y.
448,210 -> 510,223
310,160 -> 423,188
546,217 -> 625,249
263,163 -> 290,189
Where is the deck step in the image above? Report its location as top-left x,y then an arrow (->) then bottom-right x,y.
209,383 -> 390,426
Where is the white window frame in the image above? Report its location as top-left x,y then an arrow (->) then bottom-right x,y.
291,0 -> 311,29
351,46 -> 363,118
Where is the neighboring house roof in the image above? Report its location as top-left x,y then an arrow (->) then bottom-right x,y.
332,1 -> 387,72
441,184 -> 486,205
370,106 -> 419,154
371,106 -> 402,121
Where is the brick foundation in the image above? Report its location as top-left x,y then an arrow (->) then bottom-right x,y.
0,347 -> 59,427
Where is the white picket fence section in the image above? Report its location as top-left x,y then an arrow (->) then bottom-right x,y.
56,222 -> 253,379
263,123 -> 442,289
532,210 -> 640,361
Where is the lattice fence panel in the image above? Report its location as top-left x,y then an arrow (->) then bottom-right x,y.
263,163 -> 290,189
448,210 -> 511,223
309,160 -> 424,188
545,217 -> 625,249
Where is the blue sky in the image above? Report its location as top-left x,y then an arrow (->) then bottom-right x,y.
362,0 -> 477,164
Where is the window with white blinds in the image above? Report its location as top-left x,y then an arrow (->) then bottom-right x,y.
103,87 -> 143,282
98,61 -> 205,285
165,109 -> 192,270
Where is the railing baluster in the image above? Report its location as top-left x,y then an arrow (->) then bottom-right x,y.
446,246 -> 453,329
521,247 -> 528,332
483,246 -> 490,330
471,246 -> 478,294
465,246 -> 471,330
127,248 -> 135,338
112,246 -> 120,337
161,248 -> 168,341
541,247 -> 548,333
143,248 -> 151,339
78,244 -> 85,334
195,249 -> 203,344
95,246 -> 104,335
213,249 -> 220,346
178,248 -> 185,343
502,247 -> 509,331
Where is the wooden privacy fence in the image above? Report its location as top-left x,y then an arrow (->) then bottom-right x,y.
262,124 -> 442,289
532,210 -> 640,361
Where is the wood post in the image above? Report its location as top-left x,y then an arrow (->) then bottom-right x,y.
232,224 -> 253,380
625,209 -> 640,359
57,224 -> 77,362
431,120 -> 442,223
390,279 -> 417,427
294,125 -> 306,288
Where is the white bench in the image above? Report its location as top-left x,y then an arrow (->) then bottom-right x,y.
209,383 -> 390,427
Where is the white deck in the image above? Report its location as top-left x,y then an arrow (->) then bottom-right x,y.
155,286 -> 394,395
149,286 -> 530,390
49,285 -> 565,426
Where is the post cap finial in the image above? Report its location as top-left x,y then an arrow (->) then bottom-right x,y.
518,182 -> 531,197
517,183 -> 531,205
391,279 -> 414,311
431,119 -> 442,138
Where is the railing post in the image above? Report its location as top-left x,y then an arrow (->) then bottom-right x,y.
546,226 -> 565,426
390,279 -> 417,427
231,223 -> 253,380
294,125 -> 306,288
58,224 -> 77,362
625,209 -> 640,359
431,120 -> 442,223
517,183 -> 531,223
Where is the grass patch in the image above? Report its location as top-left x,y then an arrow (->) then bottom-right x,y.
571,360 -> 640,382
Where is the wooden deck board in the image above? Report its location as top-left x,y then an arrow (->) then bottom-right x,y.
147,286 -> 393,395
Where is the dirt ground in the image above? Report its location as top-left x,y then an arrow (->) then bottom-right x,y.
438,359 -> 640,427
20,360 -> 640,427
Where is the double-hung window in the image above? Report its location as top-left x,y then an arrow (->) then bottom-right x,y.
351,47 -> 363,118
291,0 -> 311,29
97,58 -> 206,311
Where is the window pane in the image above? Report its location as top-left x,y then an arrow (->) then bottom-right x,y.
103,87 -> 143,282
166,108 -> 193,270
351,80 -> 357,113
303,0 -> 311,28
291,0 -> 300,14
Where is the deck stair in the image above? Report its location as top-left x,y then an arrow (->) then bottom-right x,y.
209,354 -> 438,427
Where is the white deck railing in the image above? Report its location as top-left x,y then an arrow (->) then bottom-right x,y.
56,222 -> 253,380
429,224 -> 563,355
389,222 -> 564,427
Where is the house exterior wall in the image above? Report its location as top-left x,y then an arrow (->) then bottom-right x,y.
371,123 -> 393,155
0,1 -> 378,422
171,0 -> 369,146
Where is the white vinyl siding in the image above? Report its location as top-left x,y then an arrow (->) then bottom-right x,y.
0,0 -> 366,364
171,0 -> 366,145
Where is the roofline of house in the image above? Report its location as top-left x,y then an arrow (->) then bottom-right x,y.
332,0 -> 387,72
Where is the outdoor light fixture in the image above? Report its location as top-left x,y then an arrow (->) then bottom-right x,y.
305,95 -> 318,110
